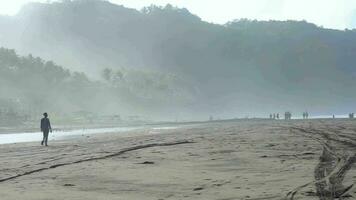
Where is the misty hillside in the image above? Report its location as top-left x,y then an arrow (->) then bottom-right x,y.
0,47 -> 93,115
0,0 -> 356,118
0,47 -> 196,121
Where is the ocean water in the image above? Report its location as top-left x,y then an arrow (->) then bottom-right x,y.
0,126 -> 177,145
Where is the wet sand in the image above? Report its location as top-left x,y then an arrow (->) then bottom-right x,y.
0,120 -> 355,200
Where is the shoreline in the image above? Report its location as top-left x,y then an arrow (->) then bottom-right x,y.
1,117 -> 354,135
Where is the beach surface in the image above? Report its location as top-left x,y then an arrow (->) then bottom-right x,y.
0,120 -> 355,200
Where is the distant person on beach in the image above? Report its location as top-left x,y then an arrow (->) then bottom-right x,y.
41,112 -> 52,146
285,112 -> 292,120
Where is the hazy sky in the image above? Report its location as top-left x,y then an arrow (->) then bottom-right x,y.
1,0 -> 356,30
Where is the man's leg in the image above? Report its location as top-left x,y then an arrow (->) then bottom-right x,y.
44,130 -> 49,146
41,131 -> 45,145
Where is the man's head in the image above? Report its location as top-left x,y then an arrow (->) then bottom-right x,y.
43,113 -> 48,118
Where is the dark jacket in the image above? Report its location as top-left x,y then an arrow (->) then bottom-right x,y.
41,118 -> 51,131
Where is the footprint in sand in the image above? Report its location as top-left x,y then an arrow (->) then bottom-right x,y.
193,187 -> 204,191
137,161 -> 155,164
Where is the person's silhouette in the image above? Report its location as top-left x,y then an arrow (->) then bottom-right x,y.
41,113 -> 52,146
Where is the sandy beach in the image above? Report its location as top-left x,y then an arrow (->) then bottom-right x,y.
0,120 -> 355,200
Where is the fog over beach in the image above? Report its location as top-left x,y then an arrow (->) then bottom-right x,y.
0,1 -> 355,200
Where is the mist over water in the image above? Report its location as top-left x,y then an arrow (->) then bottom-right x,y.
0,125 -> 181,144
0,127 -> 140,144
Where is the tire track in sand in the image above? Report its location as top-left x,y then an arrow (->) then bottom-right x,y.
285,126 -> 356,200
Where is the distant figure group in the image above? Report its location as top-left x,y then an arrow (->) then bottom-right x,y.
302,112 -> 309,119
270,113 -> 279,119
267,112 -> 355,120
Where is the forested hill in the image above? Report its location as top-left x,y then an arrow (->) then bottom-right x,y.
0,0 -> 356,118
0,47 -> 95,114
0,47 -> 195,120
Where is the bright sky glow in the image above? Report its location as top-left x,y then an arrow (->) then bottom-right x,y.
1,0 -> 356,30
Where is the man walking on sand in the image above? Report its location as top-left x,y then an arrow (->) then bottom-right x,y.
41,112 -> 52,146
